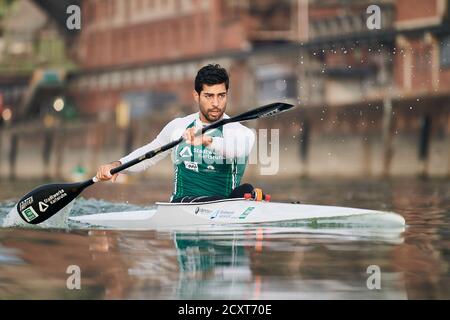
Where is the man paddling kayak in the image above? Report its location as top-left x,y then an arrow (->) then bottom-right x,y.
96,64 -> 258,203
17,101 -> 292,224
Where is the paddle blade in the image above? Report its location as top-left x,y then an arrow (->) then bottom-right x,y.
230,102 -> 294,123
16,180 -> 93,224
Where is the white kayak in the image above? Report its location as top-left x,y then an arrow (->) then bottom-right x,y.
69,198 -> 406,230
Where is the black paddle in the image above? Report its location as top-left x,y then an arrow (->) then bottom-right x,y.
16,102 -> 294,224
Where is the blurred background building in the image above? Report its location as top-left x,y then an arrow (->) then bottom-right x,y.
0,0 -> 449,180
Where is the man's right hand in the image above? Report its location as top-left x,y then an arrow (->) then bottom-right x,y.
96,161 -> 121,182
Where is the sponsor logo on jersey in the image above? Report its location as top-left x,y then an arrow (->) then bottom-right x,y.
179,146 -> 193,158
184,161 -> 198,172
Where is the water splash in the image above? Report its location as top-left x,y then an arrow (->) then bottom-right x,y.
0,200 -> 16,226
2,201 -> 73,229
0,197 -> 151,229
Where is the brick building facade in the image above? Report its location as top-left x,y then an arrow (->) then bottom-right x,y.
67,0 -> 449,123
68,0 -> 304,117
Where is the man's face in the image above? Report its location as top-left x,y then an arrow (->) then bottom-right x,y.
194,83 -> 227,123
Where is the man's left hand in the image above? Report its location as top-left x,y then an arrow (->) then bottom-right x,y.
183,127 -> 212,146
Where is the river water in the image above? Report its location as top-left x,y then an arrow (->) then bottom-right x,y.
0,178 -> 448,299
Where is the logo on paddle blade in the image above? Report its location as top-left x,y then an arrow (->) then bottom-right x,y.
260,109 -> 281,118
19,196 -> 34,211
39,201 -> 49,212
43,189 -> 68,205
22,206 -> 39,222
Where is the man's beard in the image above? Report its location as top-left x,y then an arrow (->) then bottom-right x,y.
200,106 -> 225,122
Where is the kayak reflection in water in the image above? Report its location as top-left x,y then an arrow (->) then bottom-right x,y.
96,64 -> 261,203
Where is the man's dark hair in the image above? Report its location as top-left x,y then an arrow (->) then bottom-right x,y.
195,64 -> 229,94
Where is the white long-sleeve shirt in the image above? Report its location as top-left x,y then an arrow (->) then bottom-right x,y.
119,112 -> 255,174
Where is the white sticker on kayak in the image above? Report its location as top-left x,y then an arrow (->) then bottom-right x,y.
239,206 -> 255,219
209,210 -> 219,219
184,161 -> 198,172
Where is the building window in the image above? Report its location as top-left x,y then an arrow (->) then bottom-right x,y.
123,71 -> 133,87
111,0 -> 116,17
441,35 -> 450,68
146,67 -> 156,83
415,47 -> 431,72
111,72 -> 121,88
137,0 -> 144,10
255,65 -> 297,104
99,74 -> 109,90
134,70 -> 146,86
80,78 -> 90,90
173,64 -> 183,81
181,0 -> 192,12
222,0 -> 242,20
89,76 -> 98,90
257,77 -> 297,104
160,66 -> 170,81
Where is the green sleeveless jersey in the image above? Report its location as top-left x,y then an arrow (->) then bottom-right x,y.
171,120 -> 247,200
